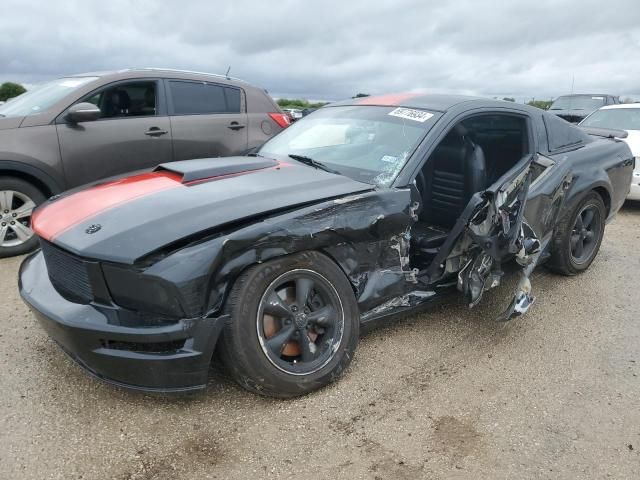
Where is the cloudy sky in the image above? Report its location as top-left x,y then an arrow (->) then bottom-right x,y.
2,0 -> 640,102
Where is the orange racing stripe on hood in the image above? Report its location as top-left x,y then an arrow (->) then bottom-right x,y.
32,171 -> 183,242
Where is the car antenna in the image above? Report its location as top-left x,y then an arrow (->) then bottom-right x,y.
569,74 -> 575,110
225,66 -> 231,80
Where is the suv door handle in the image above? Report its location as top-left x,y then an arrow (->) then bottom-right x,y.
145,127 -> 168,136
228,122 -> 246,131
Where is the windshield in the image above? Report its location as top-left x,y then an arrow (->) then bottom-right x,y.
0,77 -> 98,118
580,108 -> 640,131
550,95 -> 606,111
259,105 -> 438,186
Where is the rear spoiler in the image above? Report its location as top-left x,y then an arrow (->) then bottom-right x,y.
579,126 -> 628,139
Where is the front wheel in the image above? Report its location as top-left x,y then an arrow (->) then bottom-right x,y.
0,177 -> 45,258
219,251 -> 359,398
547,191 -> 606,275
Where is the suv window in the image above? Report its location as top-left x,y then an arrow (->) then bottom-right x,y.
81,81 -> 157,119
169,81 -> 241,115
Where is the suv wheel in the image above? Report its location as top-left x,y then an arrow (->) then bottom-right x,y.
0,176 -> 45,258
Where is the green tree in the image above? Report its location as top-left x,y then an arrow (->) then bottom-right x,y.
0,82 -> 26,102
352,93 -> 370,98
502,97 -> 515,102
526,99 -> 553,110
277,98 -> 328,109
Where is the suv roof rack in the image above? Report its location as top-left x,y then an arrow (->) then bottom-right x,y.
138,67 -> 247,83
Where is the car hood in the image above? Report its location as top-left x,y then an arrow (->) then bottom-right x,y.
0,116 -> 24,130
32,157 -> 372,264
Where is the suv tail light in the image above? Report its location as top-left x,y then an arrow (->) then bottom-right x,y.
268,113 -> 291,129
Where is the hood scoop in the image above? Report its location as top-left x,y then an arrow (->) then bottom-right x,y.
155,156 -> 278,183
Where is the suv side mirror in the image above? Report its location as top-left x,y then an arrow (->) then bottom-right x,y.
66,102 -> 101,123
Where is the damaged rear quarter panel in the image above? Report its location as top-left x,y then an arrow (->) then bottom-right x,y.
146,188 -> 419,320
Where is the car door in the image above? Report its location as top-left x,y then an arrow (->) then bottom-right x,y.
55,79 -> 172,188
423,153 -> 540,319
166,79 -> 248,160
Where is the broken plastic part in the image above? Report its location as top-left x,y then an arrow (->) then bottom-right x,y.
496,273 -> 535,322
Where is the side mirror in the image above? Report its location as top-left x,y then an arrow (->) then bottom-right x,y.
66,102 -> 101,123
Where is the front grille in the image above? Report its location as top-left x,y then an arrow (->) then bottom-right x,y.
40,240 -> 93,303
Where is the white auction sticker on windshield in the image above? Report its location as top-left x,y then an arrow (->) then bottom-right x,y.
388,107 -> 433,122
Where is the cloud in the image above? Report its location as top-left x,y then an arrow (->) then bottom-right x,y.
1,0 -> 639,101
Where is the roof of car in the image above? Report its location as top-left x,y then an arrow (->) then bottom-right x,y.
68,68 -> 248,84
599,103 -> 640,110
330,93 -> 517,112
555,93 -> 615,98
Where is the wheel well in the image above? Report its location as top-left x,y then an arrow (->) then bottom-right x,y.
0,169 -> 52,197
592,186 -> 611,217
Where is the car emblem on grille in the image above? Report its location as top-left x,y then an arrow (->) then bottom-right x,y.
85,224 -> 102,234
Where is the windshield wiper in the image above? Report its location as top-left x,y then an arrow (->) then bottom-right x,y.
288,154 -> 341,175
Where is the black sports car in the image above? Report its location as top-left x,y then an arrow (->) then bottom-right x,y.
19,94 -> 634,397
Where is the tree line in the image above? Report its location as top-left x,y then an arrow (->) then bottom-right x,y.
0,82 -> 26,102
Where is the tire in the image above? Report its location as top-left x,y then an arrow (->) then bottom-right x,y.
547,191 -> 606,276
0,176 -> 46,258
219,251 -> 359,398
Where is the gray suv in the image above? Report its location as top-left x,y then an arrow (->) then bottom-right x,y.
0,68 -> 290,257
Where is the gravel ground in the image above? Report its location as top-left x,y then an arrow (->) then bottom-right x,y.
1,202 -> 639,480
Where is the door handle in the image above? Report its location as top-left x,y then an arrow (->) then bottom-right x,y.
228,122 -> 246,131
145,127 -> 168,136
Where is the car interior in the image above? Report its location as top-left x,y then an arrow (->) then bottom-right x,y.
85,81 -> 157,118
410,113 -> 530,264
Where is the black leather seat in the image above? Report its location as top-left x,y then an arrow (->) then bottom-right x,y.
413,126 -> 487,251
106,90 -> 131,117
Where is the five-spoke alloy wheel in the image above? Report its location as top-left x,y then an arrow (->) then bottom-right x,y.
0,177 -> 45,258
220,251 -> 359,398
569,204 -> 602,264
257,269 -> 345,376
549,191 -> 606,275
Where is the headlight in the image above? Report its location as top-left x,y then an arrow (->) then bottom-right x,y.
102,263 -> 186,318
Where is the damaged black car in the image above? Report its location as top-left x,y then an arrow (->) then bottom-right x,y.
19,93 -> 634,397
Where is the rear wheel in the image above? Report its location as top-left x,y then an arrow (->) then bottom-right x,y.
219,251 -> 359,398
0,177 -> 45,258
548,191 -> 606,275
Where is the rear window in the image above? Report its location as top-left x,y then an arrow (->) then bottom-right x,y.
543,113 -> 588,151
169,81 -> 241,114
549,96 -> 606,111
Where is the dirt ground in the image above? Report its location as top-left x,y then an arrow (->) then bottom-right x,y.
1,202 -> 639,480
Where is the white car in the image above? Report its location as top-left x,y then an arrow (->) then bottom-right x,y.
283,108 -> 303,120
580,104 -> 640,200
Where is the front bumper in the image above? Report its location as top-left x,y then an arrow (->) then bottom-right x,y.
19,252 -> 225,393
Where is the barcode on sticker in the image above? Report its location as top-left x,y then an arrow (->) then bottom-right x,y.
388,107 -> 433,122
